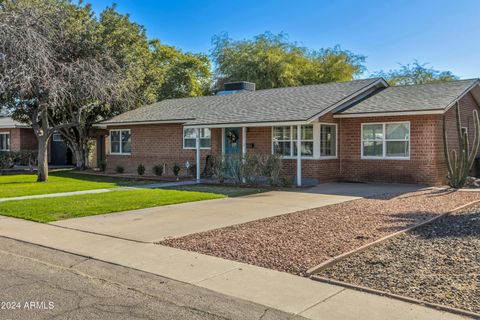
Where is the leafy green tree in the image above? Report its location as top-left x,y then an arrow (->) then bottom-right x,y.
0,0 -> 127,181
211,32 -> 365,90
150,40 -> 211,100
61,6 -> 211,169
372,61 -> 458,86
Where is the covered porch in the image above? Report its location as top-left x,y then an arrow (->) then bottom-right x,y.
187,121 -> 338,187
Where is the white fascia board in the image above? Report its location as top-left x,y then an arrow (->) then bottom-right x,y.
183,120 -> 311,129
93,120 -> 189,128
333,110 -> 444,118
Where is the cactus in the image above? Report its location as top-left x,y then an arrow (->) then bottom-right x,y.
443,102 -> 480,188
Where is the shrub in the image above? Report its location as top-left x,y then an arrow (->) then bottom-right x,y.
0,150 -> 37,169
98,161 -> 107,172
188,164 -> 197,177
0,152 -> 14,169
153,164 -> 164,176
280,176 -> 295,188
115,165 -> 124,174
263,154 -> 282,186
137,164 -> 145,176
172,163 -> 181,177
210,155 -> 226,183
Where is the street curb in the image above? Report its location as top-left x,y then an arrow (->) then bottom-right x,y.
310,276 -> 480,320
306,199 -> 480,276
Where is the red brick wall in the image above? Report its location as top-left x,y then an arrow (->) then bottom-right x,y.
337,93 -> 480,185
0,128 -> 37,152
20,128 -> 37,150
105,124 -> 221,176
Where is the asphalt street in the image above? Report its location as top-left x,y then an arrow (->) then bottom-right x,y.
0,236 -> 304,320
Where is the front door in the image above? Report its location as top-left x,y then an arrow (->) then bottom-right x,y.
224,128 -> 241,155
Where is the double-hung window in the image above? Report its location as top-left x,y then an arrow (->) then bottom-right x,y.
183,128 -> 211,149
362,122 -> 410,159
0,133 -> 10,151
320,124 -> 337,157
273,125 -> 314,158
110,129 -> 131,155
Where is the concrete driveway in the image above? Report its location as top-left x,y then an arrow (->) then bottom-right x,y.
51,182 -> 421,243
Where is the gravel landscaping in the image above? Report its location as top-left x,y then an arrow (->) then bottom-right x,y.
160,189 -> 479,276
318,203 -> 480,315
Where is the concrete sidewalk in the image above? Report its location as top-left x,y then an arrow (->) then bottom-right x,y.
0,217 -> 467,320
50,183 -> 422,242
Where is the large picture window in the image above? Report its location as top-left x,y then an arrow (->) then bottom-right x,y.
273,125 -> 313,157
320,124 -> 337,157
362,122 -> 410,159
0,133 -> 10,151
110,129 -> 131,155
183,128 -> 211,149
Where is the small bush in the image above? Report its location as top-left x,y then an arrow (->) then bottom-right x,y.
115,165 -> 125,174
98,161 -> 107,172
188,164 -> 197,177
153,164 -> 164,176
280,176 -> 295,188
172,163 -> 181,177
0,152 -> 14,169
0,150 -> 37,169
263,154 -> 282,186
137,164 -> 145,176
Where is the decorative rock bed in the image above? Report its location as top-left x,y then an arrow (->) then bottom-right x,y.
160,189 -> 479,276
317,204 -> 480,315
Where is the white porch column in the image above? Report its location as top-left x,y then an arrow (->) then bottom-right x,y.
242,127 -> 247,160
221,128 -> 225,161
242,127 -> 247,183
296,124 -> 302,187
195,128 -> 201,182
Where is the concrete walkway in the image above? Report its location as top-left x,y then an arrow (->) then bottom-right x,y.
51,183 -> 421,242
0,180 -> 199,202
0,217 -> 466,320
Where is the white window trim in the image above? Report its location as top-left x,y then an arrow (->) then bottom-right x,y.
319,123 -> 338,159
183,128 -> 211,150
109,129 -> 131,155
0,132 -> 10,151
271,125 -> 315,159
271,123 -> 338,160
361,121 -> 411,160
52,133 -> 63,142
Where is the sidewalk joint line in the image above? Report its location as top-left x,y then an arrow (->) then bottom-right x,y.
193,266 -> 241,284
296,288 -> 346,315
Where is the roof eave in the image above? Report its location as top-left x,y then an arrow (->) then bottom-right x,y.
333,110 -> 445,118
93,119 -> 192,128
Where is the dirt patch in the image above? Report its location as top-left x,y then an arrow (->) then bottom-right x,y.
318,204 -> 480,314
159,189 -> 479,276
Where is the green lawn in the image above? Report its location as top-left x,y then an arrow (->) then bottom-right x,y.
165,184 -> 267,197
0,170 -> 149,198
0,189 -> 224,223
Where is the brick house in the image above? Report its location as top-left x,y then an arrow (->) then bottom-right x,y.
96,78 -> 480,186
0,115 -> 73,166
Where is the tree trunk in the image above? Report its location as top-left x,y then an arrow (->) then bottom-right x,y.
72,145 -> 86,169
37,136 -> 49,182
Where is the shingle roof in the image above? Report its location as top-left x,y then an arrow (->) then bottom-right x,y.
338,79 -> 479,115
0,117 -> 30,128
101,78 -> 383,126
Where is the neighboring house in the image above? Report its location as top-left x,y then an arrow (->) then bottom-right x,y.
95,78 -> 480,186
0,117 -> 37,152
0,116 -> 73,166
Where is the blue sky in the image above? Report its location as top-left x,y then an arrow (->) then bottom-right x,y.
89,0 -> 480,79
